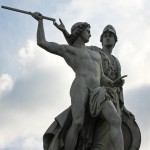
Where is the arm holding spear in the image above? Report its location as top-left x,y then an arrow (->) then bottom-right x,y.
1,5 -> 56,22
1,5 -> 73,44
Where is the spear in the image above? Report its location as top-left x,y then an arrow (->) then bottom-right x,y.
1,5 -> 56,22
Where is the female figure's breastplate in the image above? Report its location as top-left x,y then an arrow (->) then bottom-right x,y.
101,52 -> 118,81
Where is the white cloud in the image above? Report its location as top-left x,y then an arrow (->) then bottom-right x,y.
118,26 -> 150,90
0,39 -> 73,149
0,74 -> 13,97
21,136 -> 41,150
19,40 -> 36,65
124,85 -> 150,150
1,0 -> 150,150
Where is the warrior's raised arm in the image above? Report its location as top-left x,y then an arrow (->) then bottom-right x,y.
1,5 -> 56,22
32,12 -> 67,57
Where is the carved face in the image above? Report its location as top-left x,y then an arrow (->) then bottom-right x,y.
80,27 -> 91,43
102,31 -> 115,47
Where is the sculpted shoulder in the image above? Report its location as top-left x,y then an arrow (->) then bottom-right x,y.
87,45 -> 102,53
61,44 -> 80,56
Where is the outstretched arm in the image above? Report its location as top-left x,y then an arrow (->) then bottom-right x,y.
32,12 -> 67,57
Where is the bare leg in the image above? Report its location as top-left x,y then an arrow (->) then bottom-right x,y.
64,78 -> 89,150
101,100 -> 124,150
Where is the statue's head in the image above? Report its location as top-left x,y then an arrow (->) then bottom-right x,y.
69,22 -> 91,45
100,25 -> 118,46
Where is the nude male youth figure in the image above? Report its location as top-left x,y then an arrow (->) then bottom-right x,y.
32,13 -> 124,150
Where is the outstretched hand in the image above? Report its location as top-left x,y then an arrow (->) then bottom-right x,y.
32,12 -> 43,21
53,19 -> 66,32
113,75 -> 127,87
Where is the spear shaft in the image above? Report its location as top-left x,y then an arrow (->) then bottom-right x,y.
1,5 -> 56,22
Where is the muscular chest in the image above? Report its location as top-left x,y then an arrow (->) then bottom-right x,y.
67,47 -> 96,59
75,49 -> 101,66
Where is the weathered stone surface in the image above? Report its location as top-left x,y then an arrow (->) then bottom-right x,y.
31,15 -> 141,150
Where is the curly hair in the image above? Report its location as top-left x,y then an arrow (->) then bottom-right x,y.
67,22 -> 90,45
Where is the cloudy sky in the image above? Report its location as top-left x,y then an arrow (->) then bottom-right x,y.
0,0 -> 150,150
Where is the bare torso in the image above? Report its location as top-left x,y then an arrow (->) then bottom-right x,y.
33,17 -> 124,150
63,45 -> 102,90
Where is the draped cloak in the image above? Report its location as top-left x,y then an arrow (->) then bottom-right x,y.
43,86 -> 118,150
